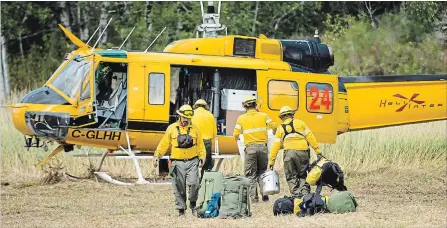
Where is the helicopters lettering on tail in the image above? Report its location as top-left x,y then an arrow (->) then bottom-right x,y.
8,1 -> 447,185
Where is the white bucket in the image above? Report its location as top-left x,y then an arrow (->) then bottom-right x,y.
260,170 -> 280,196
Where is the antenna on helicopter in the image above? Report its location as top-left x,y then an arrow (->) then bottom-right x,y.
86,26 -> 101,46
118,26 -> 136,50
144,27 -> 167,53
91,18 -> 113,51
197,1 -> 226,38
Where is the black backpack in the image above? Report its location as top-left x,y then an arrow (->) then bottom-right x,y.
320,161 -> 347,192
273,196 -> 295,216
176,126 -> 195,148
309,158 -> 348,194
298,193 -> 327,217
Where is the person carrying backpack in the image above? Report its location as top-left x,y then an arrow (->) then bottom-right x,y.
233,96 -> 277,203
153,105 -> 206,216
268,106 -> 322,198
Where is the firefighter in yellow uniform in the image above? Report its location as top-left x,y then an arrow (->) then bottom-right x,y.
191,99 -> 217,179
233,96 -> 277,203
269,106 -> 322,198
153,105 -> 206,216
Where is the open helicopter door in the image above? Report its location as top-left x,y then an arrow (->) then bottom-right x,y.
257,70 -> 338,144
72,56 -> 97,128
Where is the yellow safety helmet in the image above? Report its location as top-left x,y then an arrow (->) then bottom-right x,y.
279,106 -> 295,118
193,99 -> 209,110
177,105 -> 194,118
242,95 -> 257,107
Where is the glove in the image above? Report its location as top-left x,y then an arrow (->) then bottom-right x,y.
152,157 -> 159,168
199,159 -> 204,168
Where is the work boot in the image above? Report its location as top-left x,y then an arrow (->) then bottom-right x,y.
190,202 -> 197,216
262,195 -> 269,202
178,209 -> 185,217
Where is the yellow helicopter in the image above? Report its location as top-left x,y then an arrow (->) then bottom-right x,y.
8,2 -> 447,185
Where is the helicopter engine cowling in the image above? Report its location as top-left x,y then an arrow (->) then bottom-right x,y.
279,39 -> 334,73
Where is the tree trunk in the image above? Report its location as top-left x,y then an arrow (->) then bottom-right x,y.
0,35 -> 10,102
19,12 -> 27,58
59,1 -> 71,32
175,8 -> 183,40
0,36 -> 5,102
439,8 -> 447,44
146,1 -> 153,32
252,1 -> 259,36
77,4 -> 89,41
19,33 -> 24,58
99,1 -> 110,45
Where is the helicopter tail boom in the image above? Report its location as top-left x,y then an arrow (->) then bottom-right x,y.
341,75 -> 447,131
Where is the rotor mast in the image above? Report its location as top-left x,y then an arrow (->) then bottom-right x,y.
197,1 -> 227,38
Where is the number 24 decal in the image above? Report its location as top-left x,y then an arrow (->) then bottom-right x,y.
309,86 -> 331,110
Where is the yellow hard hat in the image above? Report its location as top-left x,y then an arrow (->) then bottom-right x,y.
193,99 -> 208,109
279,106 -> 294,118
177,105 -> 194,118
242,95 -> 257,107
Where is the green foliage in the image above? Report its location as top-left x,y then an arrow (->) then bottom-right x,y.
327,13 -> 447,76
1,1 -> 446,90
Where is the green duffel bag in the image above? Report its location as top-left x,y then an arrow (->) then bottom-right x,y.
219,175 -> 251,219
327,191 -> 358,213
196,171 -> 225,217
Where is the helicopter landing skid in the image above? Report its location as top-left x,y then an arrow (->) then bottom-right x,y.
93,132 -> 163,185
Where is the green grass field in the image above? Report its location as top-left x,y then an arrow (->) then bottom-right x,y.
1,95 -> 446,227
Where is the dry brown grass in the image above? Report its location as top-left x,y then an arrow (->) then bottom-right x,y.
1,167 -> 446,228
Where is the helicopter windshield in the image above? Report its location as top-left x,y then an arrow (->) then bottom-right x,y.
50,57 -> 92,100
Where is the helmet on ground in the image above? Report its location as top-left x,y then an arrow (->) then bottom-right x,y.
279,106 -> 295,118
193,99 -> 209,110
177,105 -> 194,118
242,95 -> 257,107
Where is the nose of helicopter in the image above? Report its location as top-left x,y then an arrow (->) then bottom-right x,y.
12,104 -> 33,136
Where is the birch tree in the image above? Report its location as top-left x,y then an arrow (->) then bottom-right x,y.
99,1 -> 110,45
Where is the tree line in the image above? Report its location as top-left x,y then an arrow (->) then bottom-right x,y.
1,1 -> 446,96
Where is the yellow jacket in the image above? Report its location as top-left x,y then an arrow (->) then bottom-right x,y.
269,118 -> 320,166
154,121 -> 206,160
233,109 -> 277,146
191,107 -> 217,140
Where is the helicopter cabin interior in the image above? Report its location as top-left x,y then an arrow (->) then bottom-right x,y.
93,62 -> 128,130
169,65 -> 257,135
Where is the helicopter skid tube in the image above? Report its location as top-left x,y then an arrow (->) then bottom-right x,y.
94,172 -> 134,186
94,172 -> 171,186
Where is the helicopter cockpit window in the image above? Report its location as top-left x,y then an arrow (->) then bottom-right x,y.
80,81 -> 90,100
51,57 -> 92,100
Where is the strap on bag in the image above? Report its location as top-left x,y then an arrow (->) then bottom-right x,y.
237,185 -> 243,216
281,120 -> 310,147
206,179 -> 214,202
176,126 -> 191,135
247,186 -> 251,216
